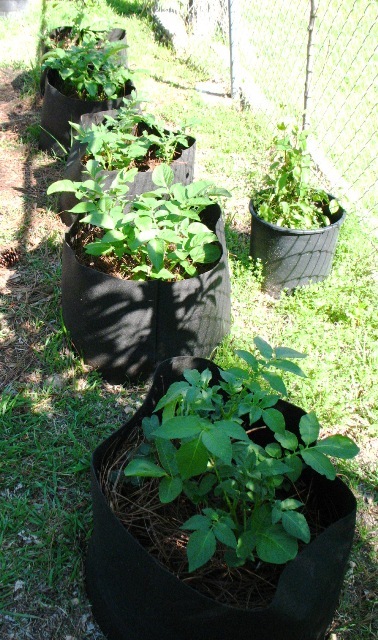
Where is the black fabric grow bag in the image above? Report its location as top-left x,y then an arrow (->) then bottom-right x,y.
59,110 -> 196,226
40,27 -> 127,96
86,356 -> 357,640
39,70 -> 135,155
61,204 -> 231,383
249,199 -> 346,297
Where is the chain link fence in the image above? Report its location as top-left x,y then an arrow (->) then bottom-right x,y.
154,0 -> 378,241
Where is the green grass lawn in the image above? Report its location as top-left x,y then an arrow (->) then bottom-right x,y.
0,1 -> 377,638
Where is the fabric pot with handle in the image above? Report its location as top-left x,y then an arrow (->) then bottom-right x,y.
39,70 -> 135,155
61,204 -> 230,383
85,355 -> 357,640
40,28 -> 127,96
59,110 -> 196,226
249,199 -> 346,297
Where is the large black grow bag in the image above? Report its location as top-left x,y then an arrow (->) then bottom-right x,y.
86,356 -> 357,640
61,204 -> 231,383
59,110 -> 196,226
40,27 -> 127,96
249,199 -> 346,297
39,70 -> 135,155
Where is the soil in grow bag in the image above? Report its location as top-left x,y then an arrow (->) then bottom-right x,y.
85,356 -> 357,640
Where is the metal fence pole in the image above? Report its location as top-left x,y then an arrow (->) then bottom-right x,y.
228,0 -> 238,98
303,0 -> 318,129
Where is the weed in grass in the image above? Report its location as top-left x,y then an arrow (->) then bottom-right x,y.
20,123 -> 42,146
12,64 -> 41,99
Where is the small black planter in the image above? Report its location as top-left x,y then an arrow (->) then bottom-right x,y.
59,110 -> 196,226
40,28 -> 127,96
0,0 -> 28,14
61,204 -> 230,383
249,199 -> 346,297
39,70 -> 135,155
86,356 -> 356,640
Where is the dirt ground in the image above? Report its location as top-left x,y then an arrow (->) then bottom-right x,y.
0,66 -> 109,640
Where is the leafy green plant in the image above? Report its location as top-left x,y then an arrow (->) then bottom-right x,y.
44,11 -> 117,49
253,123 -> 340,230
41,38 -> 134,100
123,337 -> 359,571
45,0 -> 124,42
70,97 -> 195,170
47,163 -> 230,280
142,115 -> 194,165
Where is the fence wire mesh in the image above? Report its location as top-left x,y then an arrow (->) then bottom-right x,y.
155,0 -> 377,243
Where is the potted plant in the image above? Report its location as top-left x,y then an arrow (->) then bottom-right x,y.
39,37 -> 136,154
40,10 -> 128,95
59,98 -> 196,225
249,123 -> 346,297
47,164 -> 231,382
85,338 -> 359,640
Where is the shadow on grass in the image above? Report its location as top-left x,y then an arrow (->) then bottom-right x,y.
149,72 -> 195,92
0,368 -> 138,638
327,507 -> 378,639
105,0 -> 152,17
0,0 -> 68,391
105,0 -> 179,53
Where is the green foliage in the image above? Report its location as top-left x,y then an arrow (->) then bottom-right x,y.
44,6 -> 121,47
253,123 -> 340,230
70,95 -> 195,169
47,163 -> 230,280
41,38 -> 134,100
123,339 -> 359,571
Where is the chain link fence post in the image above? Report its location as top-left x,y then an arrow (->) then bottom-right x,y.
303,0 -> 318,130
228,0 -> 239,98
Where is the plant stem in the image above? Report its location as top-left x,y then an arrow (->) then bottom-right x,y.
212,459 -> 236,521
